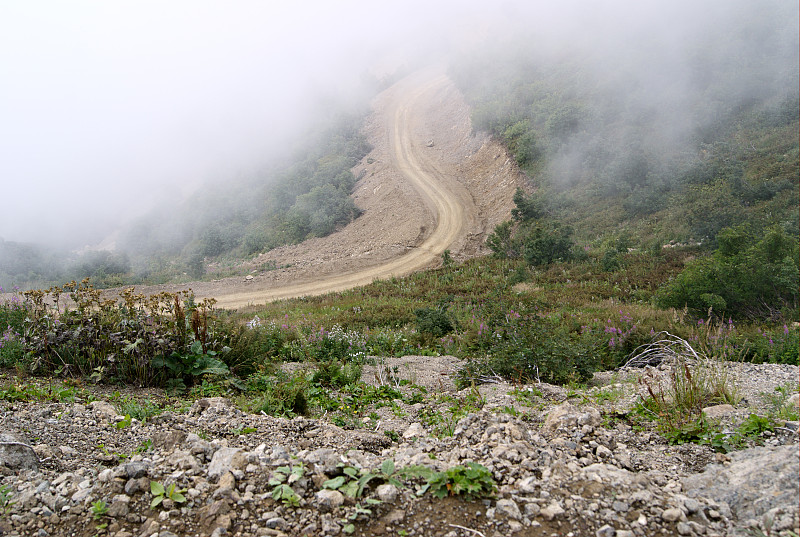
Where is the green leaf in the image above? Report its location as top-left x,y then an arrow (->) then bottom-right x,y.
343,466 -> 358,478
150,496 -> 163,509
171,491 -> 186,503
381,459 -> 395,476
150,481 -> 165,497
342,524 -> 355,534
341,481 -> 359,498
190,340 -> 203,354
323,476 -> 346,490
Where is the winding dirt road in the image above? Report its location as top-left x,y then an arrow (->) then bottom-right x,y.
212,73 -> 466,308
110,69 -> 524,310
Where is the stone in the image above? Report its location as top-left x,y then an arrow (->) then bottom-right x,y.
0,433 -> 39,471
207,448 -> 246,480
402,423 -> 426,439
596,524 -> 615,537
122,462 -> 150,479
662,508 -> 683,522
265,517 -> 287,530
376,484 -> 398,503
540,502 -> 565,521
152,430 -> 188,450
542,403 -> 601,433
682,444 -> 800,522
88,401 -> 118,420
701,404 -> 736,419
595,445 -> 613,459
315,489 -> 344,512
495,499 -> 522,520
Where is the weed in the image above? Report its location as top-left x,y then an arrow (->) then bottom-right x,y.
269,463 -> 305,506
0,483 -> 14,515
114,415 -> 132,429
384,430 -> 399,442
90,500 -> 108,521
421,462 -> 496,500
323,459 -> 403,499
116,398 -> 163,422
632,333 -> 739,437
149,481 -> 187,509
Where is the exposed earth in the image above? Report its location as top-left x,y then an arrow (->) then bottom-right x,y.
120,67 -> 525,310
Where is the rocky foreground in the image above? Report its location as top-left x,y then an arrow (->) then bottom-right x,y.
0,360 -> 797,537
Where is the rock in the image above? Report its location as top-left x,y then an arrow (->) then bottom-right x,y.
376,484 -> 398,503
540,502 -> 565,521
152,430 -> 188,450
190,397 -> 233,416
596,524 -> 615,537
494,499 -> 522,520
207,448 -> 246,480
403,423 -> 426,439
701,404 -> 736,419
315,489 -> 344,512
88,401 -> 118,420
682,444 -> 800,522
0,433 -> 39,470
542,403 -> 601,433
122,461 -> 150,479
786,393 -> 799,410
661,507 -> 683,522
381,509 -> 406,525
595,445 -> 613,459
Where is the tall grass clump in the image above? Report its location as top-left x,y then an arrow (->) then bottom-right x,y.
629,329 -> 740,437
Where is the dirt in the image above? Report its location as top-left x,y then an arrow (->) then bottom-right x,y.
112,67 -> 525,310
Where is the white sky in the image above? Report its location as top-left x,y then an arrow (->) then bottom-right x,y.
0,1 -> 454,246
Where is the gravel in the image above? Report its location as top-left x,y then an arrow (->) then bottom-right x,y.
0,358 -> 797,537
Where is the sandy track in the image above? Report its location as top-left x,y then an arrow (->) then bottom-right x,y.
213,72 -> 465,308
101,69 -> 524,310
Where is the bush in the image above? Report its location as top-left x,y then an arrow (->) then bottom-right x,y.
414,307 -> 454,338
657,225 -> 799,320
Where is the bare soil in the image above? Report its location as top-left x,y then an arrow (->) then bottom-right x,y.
115,67 -> 525,310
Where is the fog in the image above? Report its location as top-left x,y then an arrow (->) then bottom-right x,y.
1,0 -> 796,250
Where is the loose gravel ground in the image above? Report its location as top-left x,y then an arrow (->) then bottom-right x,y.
0,358 -> 797,537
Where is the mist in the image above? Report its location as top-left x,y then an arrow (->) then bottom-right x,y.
1,0 -> 796,254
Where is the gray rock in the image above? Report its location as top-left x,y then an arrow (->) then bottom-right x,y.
376,483 -> 398,503
207,447 -> 246,480
701,404 -> 736,419
682,444 -> 800,522
265,517 -> 287,530
88,401 -> 118,420
0,433 -> 39,471
495,499 -> 522,520
661,507 -> 683,522
540,502 -> 565,521
596,524 -> 615,537
122,461 -> 150,479
403,423 -> 426,439
542,403 -> 601,433
315,489 -> 344,512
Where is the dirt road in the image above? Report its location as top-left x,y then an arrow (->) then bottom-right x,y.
119,68 -> 525,310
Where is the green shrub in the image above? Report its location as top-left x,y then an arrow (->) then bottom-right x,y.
414,307 -> 454,338
657,225 -> 799,320
247,370 -> 310,417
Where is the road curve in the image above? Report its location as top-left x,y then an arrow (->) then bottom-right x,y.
212,72 -> 464,309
